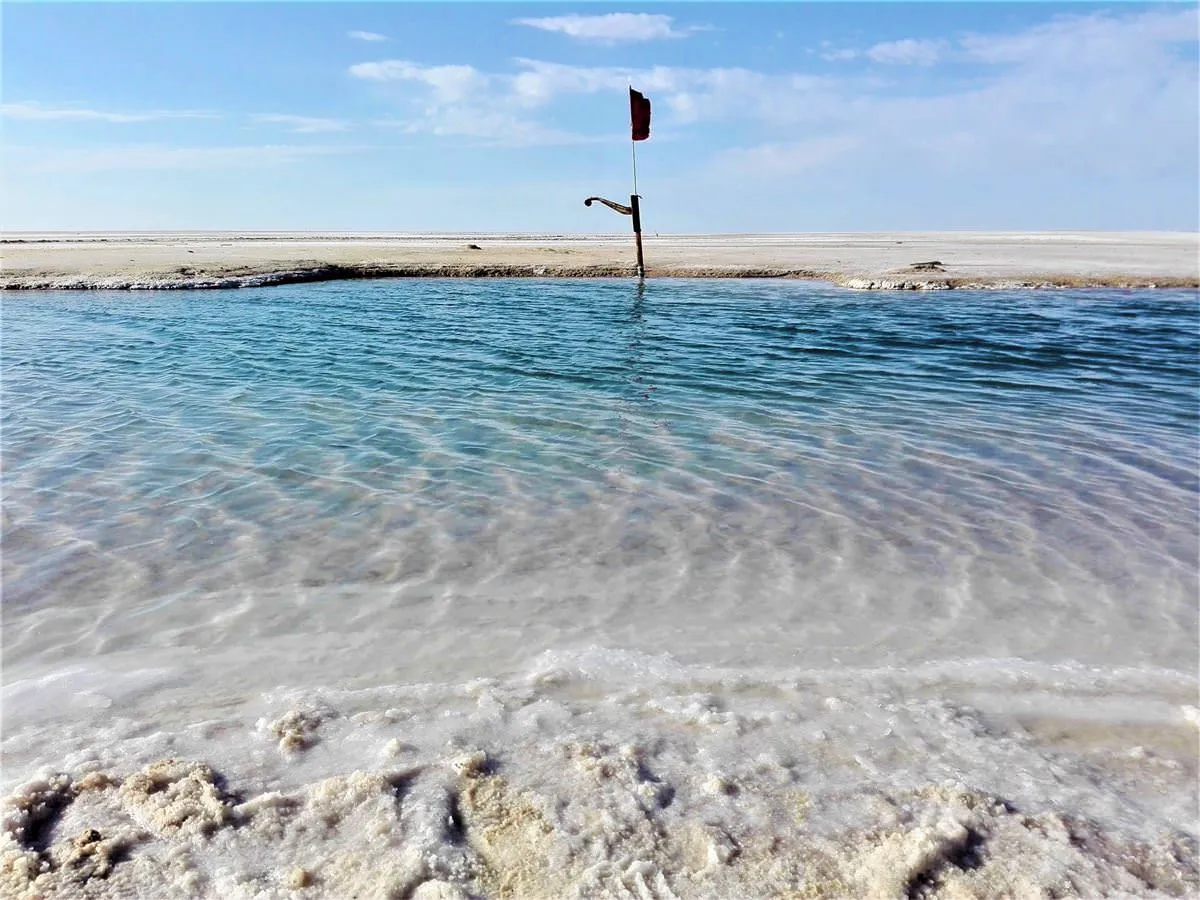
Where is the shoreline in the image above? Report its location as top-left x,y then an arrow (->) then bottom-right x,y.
3,231 -> 1197,291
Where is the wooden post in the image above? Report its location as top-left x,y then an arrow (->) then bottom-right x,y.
630,194 -> 645,279
584,194 -> 644,278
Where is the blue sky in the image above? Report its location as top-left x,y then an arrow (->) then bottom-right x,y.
3,3 -> 1197,232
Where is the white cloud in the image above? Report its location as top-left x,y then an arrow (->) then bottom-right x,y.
350,56 -> 839,126
346,8 -> 1197,171
375,109 -> 600,146
822,8 -> 1196,69
350,59 -> 573,145
505,58 -> 836,123
349,60 -> 488,104
724,8 -> 1199,180
348,56 -> 831,144
252,114 -> 349,133
15,144 -> 370,173
348,30 -> 388,42
512,13 -> 691,44
1,102 -> 216,123
822,38 -> 943,65
960,7 -> 1196,66
866,39 -> 944,66
508,59 -> 637,106
9,103 -> 351,136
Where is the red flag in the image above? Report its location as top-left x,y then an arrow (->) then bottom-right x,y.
630,88 -> 651,141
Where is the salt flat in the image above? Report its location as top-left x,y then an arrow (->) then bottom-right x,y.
3,231 -> 1197,289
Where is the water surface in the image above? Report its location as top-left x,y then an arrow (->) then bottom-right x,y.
4,280 -> 1197,698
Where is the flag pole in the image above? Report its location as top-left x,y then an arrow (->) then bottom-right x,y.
631,194 -> 645,280
629,86 -> 645,279
584,86 -> 648,279
631,138 -> 639,197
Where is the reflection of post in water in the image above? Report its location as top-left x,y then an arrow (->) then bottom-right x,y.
627,280 -> 650,403
610,281 -> 655,487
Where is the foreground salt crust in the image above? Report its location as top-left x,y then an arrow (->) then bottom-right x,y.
3,652 -> 1196,899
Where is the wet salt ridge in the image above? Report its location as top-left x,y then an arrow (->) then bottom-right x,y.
2,280 -> 1197,899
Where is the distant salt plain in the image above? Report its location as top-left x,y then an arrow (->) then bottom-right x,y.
3,230 -> 1198,289
2,278 -> 1197,898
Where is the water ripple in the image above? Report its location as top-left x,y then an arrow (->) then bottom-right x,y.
2,281 -> 1197,679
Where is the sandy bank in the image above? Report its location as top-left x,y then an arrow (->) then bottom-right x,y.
2,231 -> 1197,290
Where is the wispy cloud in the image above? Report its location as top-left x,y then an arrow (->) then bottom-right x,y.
733,8 -> 1199,178
9,103 -> 354,135
1,102 -> 216,123
822,8 -> 1195,70
714,135 -> 863,176
350,55 -> 839,143
511,13 -> 697,44
959,7 -> 1196,65
505,59 -> 836,124
866,39 -> 944,66
14,144 -> 371,173
350,58 -> 625,145
820,47 -> 859,63
373,111 -> 600,147
351,55 -> 816,117
348,30 -> 388,43
349,61 -> 488,104
252,114 -> 349,133
820,38 -> 944,65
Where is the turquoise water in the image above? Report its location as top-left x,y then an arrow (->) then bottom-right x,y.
3,280 -> 1198,689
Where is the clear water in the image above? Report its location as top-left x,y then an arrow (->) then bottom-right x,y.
3,281 -> 1197,694
3,281 -> 1198,897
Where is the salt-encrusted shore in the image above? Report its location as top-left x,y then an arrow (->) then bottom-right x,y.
2,231 -> 1197,290
4,659 -> 1198,899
